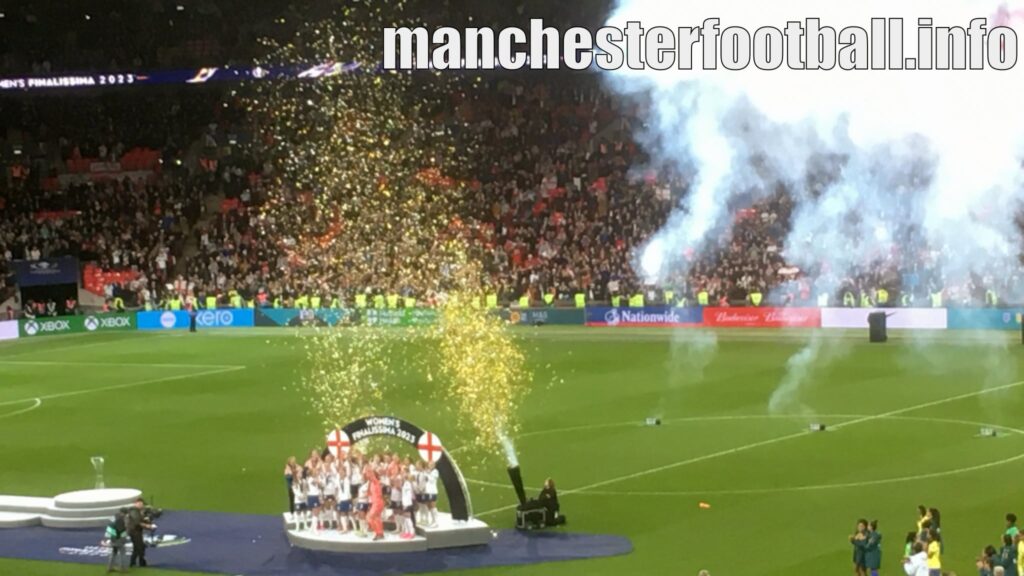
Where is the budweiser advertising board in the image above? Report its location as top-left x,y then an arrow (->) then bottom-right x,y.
702,307 -> 821,328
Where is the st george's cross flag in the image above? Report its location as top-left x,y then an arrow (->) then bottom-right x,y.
326,429 -> 351,458
417,431 -> 444,463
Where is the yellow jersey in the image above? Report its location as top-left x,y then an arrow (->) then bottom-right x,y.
927,540 -> 941,568
1018,540 -> 1024,570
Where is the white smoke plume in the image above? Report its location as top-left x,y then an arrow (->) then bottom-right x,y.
500,432 -> 520,467
604,1 -> 1024,412
768,332 -> 851,414
604,0 -> 1024,289
656,329 -> 719,417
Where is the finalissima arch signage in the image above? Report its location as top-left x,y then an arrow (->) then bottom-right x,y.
340,416 -> 474,521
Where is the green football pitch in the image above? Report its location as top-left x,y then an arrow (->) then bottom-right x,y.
2,327 -> 1024,575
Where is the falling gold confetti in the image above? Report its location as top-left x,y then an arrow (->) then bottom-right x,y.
251,1 -> 533,462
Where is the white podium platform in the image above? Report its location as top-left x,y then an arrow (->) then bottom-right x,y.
0,489 -> 141,529
283,512 -> 492,553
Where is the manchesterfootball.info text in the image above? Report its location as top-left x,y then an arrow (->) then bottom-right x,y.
383,18 -> 1019,71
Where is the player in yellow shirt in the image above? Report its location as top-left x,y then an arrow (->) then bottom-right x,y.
926,528 -> 942,576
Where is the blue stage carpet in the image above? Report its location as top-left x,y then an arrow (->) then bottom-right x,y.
0,510 -> 632,575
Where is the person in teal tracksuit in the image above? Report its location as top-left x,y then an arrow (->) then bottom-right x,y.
864,520 -> 882,576
998,533 -> 1020,576
850,518 -> 868,576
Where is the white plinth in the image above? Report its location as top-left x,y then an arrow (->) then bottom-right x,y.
0,489 -> 141,530
0,495 -> 52,514
0,512 -> 41,528
283,512 -> 491,553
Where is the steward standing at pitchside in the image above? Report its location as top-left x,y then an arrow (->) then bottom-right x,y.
186,297 -> 197,333
127,498 -> 155,567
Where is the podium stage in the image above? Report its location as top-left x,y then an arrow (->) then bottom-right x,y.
282,512 -> 492,553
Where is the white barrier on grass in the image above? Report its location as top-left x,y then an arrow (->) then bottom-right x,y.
820,308 -> 947,330
0,320 -> 18,341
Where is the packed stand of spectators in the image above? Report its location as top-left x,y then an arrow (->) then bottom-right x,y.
0,89 -> 247,310
1,0 -> 1020,310
0,177 -> 205,306
165,74 -> 1021,310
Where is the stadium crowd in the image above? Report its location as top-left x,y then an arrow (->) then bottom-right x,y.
1,2 -> 1020,314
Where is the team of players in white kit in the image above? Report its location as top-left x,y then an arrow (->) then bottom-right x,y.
286,449 -> 440,540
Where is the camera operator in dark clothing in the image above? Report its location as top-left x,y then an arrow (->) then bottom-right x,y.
126,498 -> 155,567
538,478 -> 566,526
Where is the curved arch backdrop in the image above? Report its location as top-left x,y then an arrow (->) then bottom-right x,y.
339,416 -> 474,521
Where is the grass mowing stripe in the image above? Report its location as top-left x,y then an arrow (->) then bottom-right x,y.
475,378 -> 1024,518
0,365 -> 246,408
1,332 -> 154,358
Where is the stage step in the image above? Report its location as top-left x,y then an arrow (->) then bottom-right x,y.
53,489 -> 141,510
0,512 -> 42,528
41,514 -> 114,529
416,513 -> 492,549
286,528 -> 428,553
47,503 -> 128,519
0,495 -> 53,514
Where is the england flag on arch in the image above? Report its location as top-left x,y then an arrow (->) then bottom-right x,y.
326,429 -> 351,458
417,431 -> 444,463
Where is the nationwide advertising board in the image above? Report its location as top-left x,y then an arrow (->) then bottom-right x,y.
137,309 -> 255,330
255,308 -> 354,327
702,307 -> 821,328
18,313 -> 135,337
496,308 -> 585,326
360,308 -> 437,327
0,320 -> 18,341
585,307 -> 703,327
820,308 -> 948,330
947,308 -> 1024,330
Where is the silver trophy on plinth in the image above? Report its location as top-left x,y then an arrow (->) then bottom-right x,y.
91,456 -> 105,489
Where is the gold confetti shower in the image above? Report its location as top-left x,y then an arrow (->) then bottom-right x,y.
300,324 -> 395,430
429,252 -> 531,456
248,0 -> 483,298
250,1 -> 533,460
433,293 -> 530,455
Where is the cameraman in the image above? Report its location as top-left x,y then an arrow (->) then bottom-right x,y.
127,498 -> 155,567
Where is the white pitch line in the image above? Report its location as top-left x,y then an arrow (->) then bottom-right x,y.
0,360 -> 246,370
829,379 -> 1024,431
474,379 -> 1024,518
1,333 -> 144,358
0,365 -> 246,408
0,397 -> 42,421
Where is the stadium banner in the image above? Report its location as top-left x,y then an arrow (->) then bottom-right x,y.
360,308 -> 438,327
585,307 -> 703,327
820,308 -> 948,330
12,257 -> 80,287
947,308 -> 1024,330
137,309 -> 255,330
495,308 -> 585,325
18,313 -> 135,337
703,307 -> 821,328
255,308 -> 354,327
0,320 -> 18,341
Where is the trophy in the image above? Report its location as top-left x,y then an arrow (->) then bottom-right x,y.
91,456 -> 105,489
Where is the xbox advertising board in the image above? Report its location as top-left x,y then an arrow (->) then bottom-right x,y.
19,313 -> 135,337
